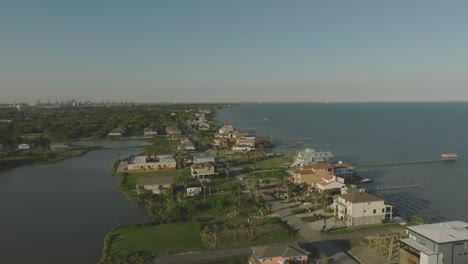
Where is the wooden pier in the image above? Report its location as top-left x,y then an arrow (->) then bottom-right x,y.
356,158 -> 455,169
374,184 -> 422,191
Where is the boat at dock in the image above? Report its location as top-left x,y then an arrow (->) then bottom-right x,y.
441,153 -> 458,161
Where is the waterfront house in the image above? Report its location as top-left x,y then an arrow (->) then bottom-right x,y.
18,143 -> 31,150
191,162 -> 217,179
143,127 -> 158,136
292,148 -> 334,167
50,142 -> 70,151
290,163 -> 333,186
332,161 -> 355,180
334,191 -> 393,227
108,127 -> 127,137
250,241 -> 309,264
218,124 -> 234,136
187,187 -> 202,197
232,137 -> 256,152
126,155 -> 177,173
312,174 -> 345,192
136,176 -> 173,195
399,221 -> 468,264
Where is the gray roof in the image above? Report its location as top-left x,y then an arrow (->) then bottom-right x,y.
400,238 -> 437,255
136,176 -> 173,186
407,221 -> 468,244
251,241 -> 309,259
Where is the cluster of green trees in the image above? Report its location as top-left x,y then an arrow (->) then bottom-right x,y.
0,104 -> 224,151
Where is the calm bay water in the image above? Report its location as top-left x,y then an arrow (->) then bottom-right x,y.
217,103 -> 468,222
0,140 -> 148,264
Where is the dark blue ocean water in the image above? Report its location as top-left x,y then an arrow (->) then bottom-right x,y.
216,103 -> 468,223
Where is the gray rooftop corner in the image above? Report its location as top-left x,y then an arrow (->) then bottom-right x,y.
251,241 -> 310,259
408,221 -> 468,244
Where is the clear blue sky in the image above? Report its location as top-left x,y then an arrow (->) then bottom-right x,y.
1,0 -> 467,103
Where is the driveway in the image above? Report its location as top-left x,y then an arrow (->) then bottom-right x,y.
261,190 -> 358,264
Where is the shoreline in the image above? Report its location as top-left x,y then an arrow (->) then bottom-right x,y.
0,145 -> 104,172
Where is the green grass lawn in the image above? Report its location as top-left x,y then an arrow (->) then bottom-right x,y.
246,170 -> 290,179
106,222 -> 205,257
253,155 -> 294,168
127,168 -> 191,184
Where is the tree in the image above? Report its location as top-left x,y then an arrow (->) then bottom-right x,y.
320,190 -> 331,230
258,207 -> 266,218
265,202 -> 273,214
410,215 -> 427,225
201,181 -> 207,202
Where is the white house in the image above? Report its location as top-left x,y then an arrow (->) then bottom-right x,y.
187,187 -> 202,197
18,144 -> 31,150
179,137 -> 196,150
292,148 -> 334,167
50,142 -> 70,151
136,176 -> 174,194
400,221 -> 468,264
334,191 -> 393,227
193,155 -> 215,164
313,174 -> 345,192
143,127 -> 158,136
108,127 -> 127,137
218,124 -> 234,135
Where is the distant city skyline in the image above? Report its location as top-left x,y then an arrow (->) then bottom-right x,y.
1,0 -> 468,103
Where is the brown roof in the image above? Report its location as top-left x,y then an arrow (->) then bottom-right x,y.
293,169 -> 315,175
136,176 -> 173,186
338,192 -> 383,203
192,162 -> 215,169
252,241 -> 309,259
333,163 -> 354,169
302,163 -> 333,170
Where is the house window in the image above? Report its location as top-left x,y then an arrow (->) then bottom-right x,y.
382,208 -> 385,213
373,209 -> 376,214
364,210 -> 366,213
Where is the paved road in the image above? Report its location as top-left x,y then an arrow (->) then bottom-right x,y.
153,247 -> 250,264
262,191 -> 358,264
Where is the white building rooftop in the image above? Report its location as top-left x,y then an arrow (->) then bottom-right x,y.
128,155 -> 175,164
408,221 -> 468,244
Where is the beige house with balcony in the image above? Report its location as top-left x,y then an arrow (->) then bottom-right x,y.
191,162 -> 217,179
250,241 -> 309,264
334,191 -> 393,226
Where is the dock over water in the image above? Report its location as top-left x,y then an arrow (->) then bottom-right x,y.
355,154 -> 457,169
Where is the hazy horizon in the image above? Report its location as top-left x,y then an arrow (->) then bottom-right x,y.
2,0 -> 468,103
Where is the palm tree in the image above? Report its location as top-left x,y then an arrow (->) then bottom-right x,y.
254,181 -> 260,195
321,190 -> 331,230
265,202 -> 273,214
258,207 -> 266,218
225,160 -> 230,180
201,181 -> 207,202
